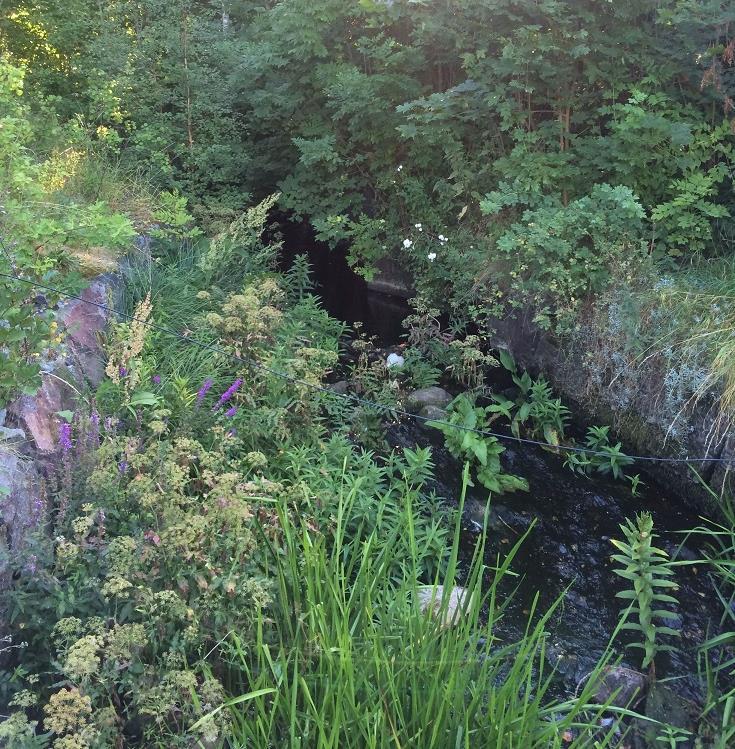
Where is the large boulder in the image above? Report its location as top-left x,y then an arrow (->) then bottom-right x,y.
406,386 -> 452,413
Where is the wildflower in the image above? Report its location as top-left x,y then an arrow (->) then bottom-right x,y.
152,374 -> 161,385
100,576 -> 133,599
23,555 -> 38,575
213,378 -> 242,410
87,410 -> 100,446
119,366 -> 127,378
403,239 -> 413,249
31,496 -> 44,521
415,223 -> 422,230
427,252 -> 437,262
225,407 -> 237,418
118,460 -> 128,474
43,688 -> 92,735
196,378 -> 213,406
396,164 -> 403,172
63,635 -> 101,680
58,423 -> 72,452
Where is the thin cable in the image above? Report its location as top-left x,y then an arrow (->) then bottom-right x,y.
0,268 -> 732,466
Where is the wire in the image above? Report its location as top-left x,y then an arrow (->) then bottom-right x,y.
0,267 -> 732,466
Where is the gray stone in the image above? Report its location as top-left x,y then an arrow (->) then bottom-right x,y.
416,585 -> 474,629
633,682 -> 698,749
329,380 -> 349,395
0,426 -> 27,444
592,666 -> 647,709
406,386 -> 452,412
418,404 -> 447,424
0,444 -> 45,591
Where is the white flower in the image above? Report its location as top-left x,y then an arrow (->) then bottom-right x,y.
397,165 -> 403,172
403,238 -> 413,248
427,252 -> 437,262
414,223 -> 422,230
438,234 -> 447,243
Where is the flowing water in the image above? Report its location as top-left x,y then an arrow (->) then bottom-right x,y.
288,229 -> 728,707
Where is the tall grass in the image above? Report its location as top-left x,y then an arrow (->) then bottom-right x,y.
194,468 -> 635,748
685,475 -> 735,747
640,257 -> 735,437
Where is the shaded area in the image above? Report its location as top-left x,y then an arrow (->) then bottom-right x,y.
286,225 -> 728,705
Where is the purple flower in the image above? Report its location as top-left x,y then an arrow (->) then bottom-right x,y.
152,375 -> 161,385
118,460 -> 128,474
227,428 -> 237,437
196,378 -> 213,406
58,422 -> 72,452
23,555 -> 38,576
225,407 -> 237,418
213,378 -> 242,411
88,410 -> 100,445
31,496 -> 44,521
119,366 -> 127,378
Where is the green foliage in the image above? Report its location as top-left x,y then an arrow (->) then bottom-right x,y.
482,184 -> 648,330
565,426 -> 637,482
0,58 -> 134,406
206,474 -> 623,748
611,512 -> 680,671
498,351 -> 637,486
429,394 -> 528,495
495,351 -> 570,445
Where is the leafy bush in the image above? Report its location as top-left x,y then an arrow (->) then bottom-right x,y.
481,184 -> 648,331
0,59 -> 135,407
429,394 -> 528,495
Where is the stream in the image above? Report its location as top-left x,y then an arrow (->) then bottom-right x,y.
284,227 -> 730,727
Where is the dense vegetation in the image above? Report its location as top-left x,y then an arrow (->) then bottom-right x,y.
1,1 -> 735,747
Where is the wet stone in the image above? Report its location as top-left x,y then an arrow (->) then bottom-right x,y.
418,405 -> 447,424
329,380 -> 349,395
406,386 -> 452,412
592,666 -> 647,709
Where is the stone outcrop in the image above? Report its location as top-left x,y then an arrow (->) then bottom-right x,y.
1,274 -> 115,596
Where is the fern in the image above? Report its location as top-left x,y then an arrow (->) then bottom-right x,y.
611,512 -> 680,672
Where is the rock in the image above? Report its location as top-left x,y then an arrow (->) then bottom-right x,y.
329,380 -> 349,395
592,666 -> 647,709
418,405 -> 447,425
386,352 -> 405,369
633,683 -> 698,749
416,585 -> 474,629
0,443 -> 45,592
0,426 -> 26,444
11,373 -> 74,453
406,386 -> 452,412
57,277 -> 113,387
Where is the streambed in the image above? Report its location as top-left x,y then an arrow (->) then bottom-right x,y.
291,233 -> 731,731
